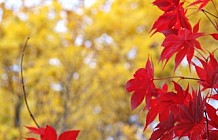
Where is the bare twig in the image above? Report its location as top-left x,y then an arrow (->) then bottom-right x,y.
202,9 -> 218,31
211,0 -> 218,15
202,9 -> 218,18
20,37 -> 40,128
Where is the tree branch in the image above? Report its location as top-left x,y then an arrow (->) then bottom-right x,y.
20,37 -> 40,128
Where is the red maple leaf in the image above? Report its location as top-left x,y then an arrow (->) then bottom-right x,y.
144,82 -> 191,130
158,82 -> 191,119
143,84 -> 169,130
149,113 -> 175,140
151,3 -> 191,36
26,125 -> 80,140
152,0 -> 180,12
126,58 -> 156,110
160,21 -> 204,69
58,130 -> 80,140
193,53 -> 218,90
159,82 -> 191,107
203,130 -> 218,140
206,103 -> 218,129
173,90 -> 206,139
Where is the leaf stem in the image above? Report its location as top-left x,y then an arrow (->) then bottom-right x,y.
20,37 -> 40,128
153,76 -> 204,81
204,110 -> 209,140
214,88 -> 218,93
195,49 -> 207,62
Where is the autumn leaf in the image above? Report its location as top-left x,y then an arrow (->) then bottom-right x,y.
26,125 -> 80,140
210,94 -> 218,100
144,82 -> 191,130
149,113 -> 175,140
159,82 -> 191,107
205,130 -> 218,140
193,53 -> 218,90
126,58 -> 156,110
152,0 -> 180,12
160,22 -> 204,69
144,99 -> 160,130
173,90 -> 206,139
151,3 -> 191,35
157,82 -> 191,121
210,33 -> 218,40
59,130 -> 80,140
206,103 -> 218,129
26,126 -> 45,136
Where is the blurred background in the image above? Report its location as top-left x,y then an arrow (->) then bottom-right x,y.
0,0 -> 216,139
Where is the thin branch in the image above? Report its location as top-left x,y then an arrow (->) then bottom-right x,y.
20,37 -> 40,128
211,0 -> 218,15
202,9 -> 218,31
202,9 -> 218,18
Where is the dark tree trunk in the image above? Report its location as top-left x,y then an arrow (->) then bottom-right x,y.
14,95 -> 22,127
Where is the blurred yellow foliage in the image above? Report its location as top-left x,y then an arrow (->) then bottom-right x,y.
0,0 -> 215,139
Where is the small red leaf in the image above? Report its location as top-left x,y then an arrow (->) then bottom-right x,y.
43,125 -> 57,140
193,20 -> 200,33
26,126 -> 45,135
173,81 -> 182,92
193,53 -> 218,90
211,94 -> 218,100
210,33 -> 218,40
26,138 -> 37,140
189,0 -> 210,10
131,91 -> 145,110
162,83 -> 168,92
58,130 -> 80,140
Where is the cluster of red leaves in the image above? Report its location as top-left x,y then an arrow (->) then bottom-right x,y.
26,125 -> 80,140
126,0 -> 218,139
